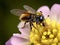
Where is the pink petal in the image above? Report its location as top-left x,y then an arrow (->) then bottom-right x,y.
50,4 -> 60,22
5,36 -> 29,45
18,22 -> 30,37
37,6 -> 50,18
18,21 -> 25,28
13,33 -> 29,39
5,39 -> 12,45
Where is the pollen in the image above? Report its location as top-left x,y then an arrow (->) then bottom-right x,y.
30,17 -> 60,45
43,31 -> 47,35
42,35 -> 46,39
49,34 -> 54,38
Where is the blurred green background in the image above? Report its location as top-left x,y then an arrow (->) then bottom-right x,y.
0,0 -> 60,45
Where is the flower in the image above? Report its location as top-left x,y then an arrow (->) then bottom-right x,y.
5,21 -> 30,45
30,4 -> 60,45
5,4 -> 60,45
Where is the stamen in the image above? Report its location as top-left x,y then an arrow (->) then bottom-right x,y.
30,17 -> 60,45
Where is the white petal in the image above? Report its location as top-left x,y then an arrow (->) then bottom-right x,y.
50,4 -> 60,22
18,22 -> 30,37
18,21 -> 25,28
11,36 -> 29,45
6,36 -> 29,45
37,6 -> 50,18
13,33 -> 29,39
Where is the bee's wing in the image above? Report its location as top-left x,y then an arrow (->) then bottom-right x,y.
10,9 -> 27,16
23,5 -> 36,14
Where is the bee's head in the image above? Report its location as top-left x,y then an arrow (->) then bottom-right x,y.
36,11 -> 42,15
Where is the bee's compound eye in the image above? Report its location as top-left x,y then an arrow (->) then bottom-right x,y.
40,16 -> 43,19
39,16 -> 44,22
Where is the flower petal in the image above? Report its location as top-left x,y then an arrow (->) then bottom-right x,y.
13,33 -> 29,39
18,21 -> 25,28
5,36 -> 29,45
5,39 -> 12,45
37,6 -> 50,18
50,4 -> 60,22
18,22 -> 30,37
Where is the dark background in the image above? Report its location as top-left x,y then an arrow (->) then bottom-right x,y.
0,0 -> 60,45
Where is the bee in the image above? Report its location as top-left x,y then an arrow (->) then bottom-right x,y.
10,5 -> 45,29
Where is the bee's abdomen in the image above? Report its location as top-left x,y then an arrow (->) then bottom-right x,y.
21,16 -> 31,20
20,13 -> 31,21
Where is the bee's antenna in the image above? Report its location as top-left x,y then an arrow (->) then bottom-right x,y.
47,15 -> 49,17
40,11 -> 42,13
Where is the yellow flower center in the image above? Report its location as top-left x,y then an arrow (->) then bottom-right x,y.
30,17 -> 60,45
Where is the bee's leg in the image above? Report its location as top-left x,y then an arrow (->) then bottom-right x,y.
31,23 -> 38,30
30,22 -> 32,30
30,21 -> 34,30
42,22 -> 45,26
